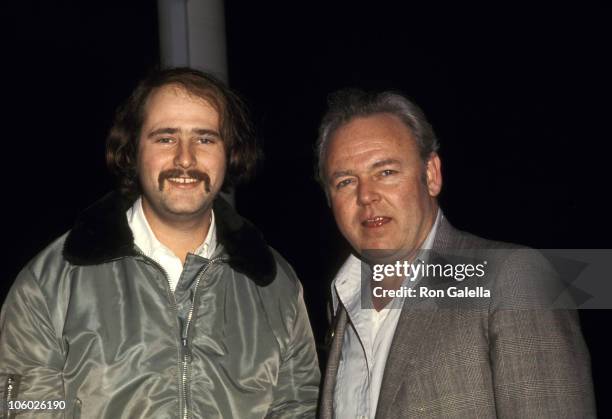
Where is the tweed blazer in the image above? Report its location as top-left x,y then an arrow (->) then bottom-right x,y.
319,218 -> 596,418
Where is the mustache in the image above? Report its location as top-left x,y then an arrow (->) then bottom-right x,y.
158,169 -> 211,193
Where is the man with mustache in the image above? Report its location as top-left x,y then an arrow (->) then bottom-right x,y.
317,89 -> 595,418
0,68 -> 319,418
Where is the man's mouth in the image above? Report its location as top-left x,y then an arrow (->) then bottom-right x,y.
158,169 -> 211,192
167,177 -> 199,184
361,216 -> 391,228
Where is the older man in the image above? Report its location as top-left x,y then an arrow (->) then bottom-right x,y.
0,68 -> 319,418
317,89 -> 595,418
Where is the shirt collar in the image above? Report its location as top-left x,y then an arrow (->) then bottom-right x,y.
419,208 -> 441,253
126,197 -> 217,260
194,209 -> 217,258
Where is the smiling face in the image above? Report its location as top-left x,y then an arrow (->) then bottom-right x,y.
137,84 -> 226,224
325,112 -> 442,259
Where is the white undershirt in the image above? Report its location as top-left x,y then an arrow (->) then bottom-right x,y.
126,197 -> 217,291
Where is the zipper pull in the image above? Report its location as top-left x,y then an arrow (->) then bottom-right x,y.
181,338 -> 192,363
5,374 -> 21,419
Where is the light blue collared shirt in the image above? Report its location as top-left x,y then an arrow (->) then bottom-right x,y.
332,210 -> 442,419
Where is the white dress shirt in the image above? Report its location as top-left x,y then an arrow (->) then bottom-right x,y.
332,211 -> 442,419
126,197 -> 217,291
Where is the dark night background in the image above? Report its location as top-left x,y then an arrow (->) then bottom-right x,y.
3,1 -> 611,415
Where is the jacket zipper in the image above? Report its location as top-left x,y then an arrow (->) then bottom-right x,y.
180,257 -> 224,419
136,250 -> 224,419
5,374 -> 20,419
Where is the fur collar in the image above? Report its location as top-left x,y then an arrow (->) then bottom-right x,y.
63,192 -> 276,286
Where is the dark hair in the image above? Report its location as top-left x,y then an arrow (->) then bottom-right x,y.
106,67 -> 258,199
315,88 -> 439,188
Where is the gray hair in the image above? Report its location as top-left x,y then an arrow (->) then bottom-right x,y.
315,88 -> 439,189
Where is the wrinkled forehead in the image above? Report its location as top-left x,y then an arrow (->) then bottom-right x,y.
140,84 -> 220,129
326,113 -> 420,165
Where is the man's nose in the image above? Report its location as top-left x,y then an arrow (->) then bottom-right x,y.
173,140 -> 196,168
357,179 -> 380,205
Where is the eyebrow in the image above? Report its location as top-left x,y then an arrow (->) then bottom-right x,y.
192,128 -> 221,137
330,170 -> 354,181
147,127 -> 221,138
330,158 -> 401,181
371,158 -> 401,169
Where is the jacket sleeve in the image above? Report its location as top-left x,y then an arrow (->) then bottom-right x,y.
488,249 -> 596,418
0,266 -> 66,418
266,281 -> 320,419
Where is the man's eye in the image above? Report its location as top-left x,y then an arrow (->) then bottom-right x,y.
381,169 -> 397,176
197,137 -> 216,144
156,137 -> 174,144
336,179 -> 353,189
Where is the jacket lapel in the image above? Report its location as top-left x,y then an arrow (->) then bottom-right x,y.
374,217 -> 463,419
374,301 -> 437,419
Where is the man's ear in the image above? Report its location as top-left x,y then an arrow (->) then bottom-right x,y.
425,153 -> 442,197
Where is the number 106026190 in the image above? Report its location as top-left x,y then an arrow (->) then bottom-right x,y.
7,400 -> 66,410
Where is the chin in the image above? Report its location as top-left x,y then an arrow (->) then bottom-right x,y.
163,202 -> 209,216
359,236 -> 398,249
359,239 -> 410,261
